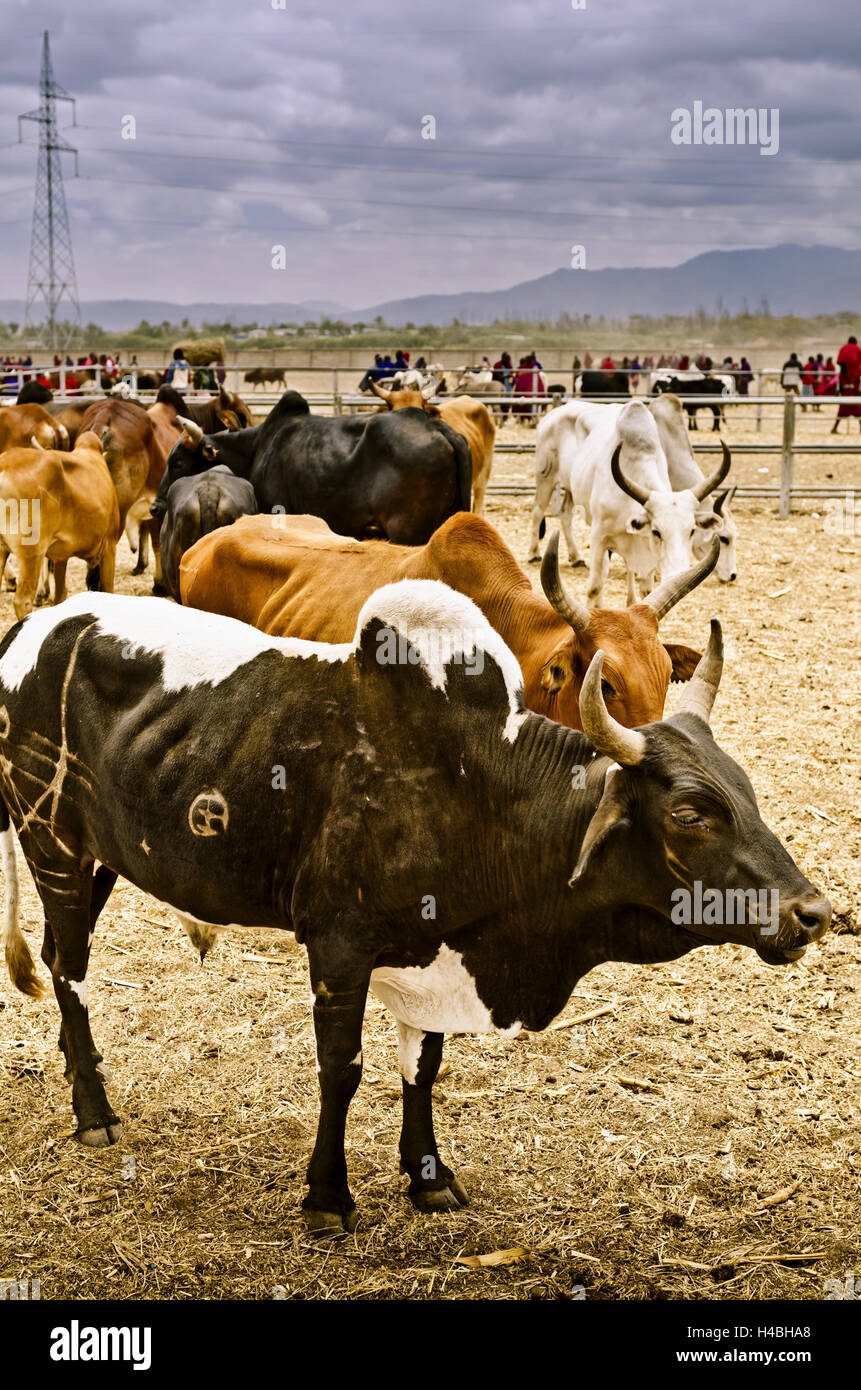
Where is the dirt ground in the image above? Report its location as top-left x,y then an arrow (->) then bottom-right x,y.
0,400 -> 859,1302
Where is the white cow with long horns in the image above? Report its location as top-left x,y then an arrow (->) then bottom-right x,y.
528,398 -> 730,605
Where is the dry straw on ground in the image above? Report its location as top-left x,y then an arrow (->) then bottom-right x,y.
0,401 -> 858,1300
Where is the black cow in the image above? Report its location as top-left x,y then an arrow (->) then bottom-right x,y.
16,381 -> 53,405
153,390 -> 472,545
576,370 -> 631,397
0,586 -> 830,1234
160,465 -> 258,602
653,375 -> 727,431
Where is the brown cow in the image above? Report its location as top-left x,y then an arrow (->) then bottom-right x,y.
0,432 -> 120,620
0,402 -> 68,453
77,399 -> 171,582
244,367 -> 286,390
369,379 -> 495,515
180,512 -> 718,731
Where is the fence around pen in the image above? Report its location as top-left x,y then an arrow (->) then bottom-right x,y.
7,365 -> 859,519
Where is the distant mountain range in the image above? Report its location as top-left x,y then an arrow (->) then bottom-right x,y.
1,246 -> 857,331
347,246 -> 861,327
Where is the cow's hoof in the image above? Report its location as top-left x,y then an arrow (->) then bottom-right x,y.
527,554 -> 541,565
568,558 -> 587,570
151,582 -> 168,597
76,1121 -> 123,1148
131,562 -> 146,576
303,1207 -> 359,1238
411,1176 -> 469,1213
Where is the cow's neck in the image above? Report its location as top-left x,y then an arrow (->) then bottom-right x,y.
459,566 -> 569,700
223,428 -> 258,475
457,713 -> 700,1020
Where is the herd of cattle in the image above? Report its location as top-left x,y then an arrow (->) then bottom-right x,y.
0,375 -> 831,1234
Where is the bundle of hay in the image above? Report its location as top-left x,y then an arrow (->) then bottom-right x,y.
172,337 -> 226,366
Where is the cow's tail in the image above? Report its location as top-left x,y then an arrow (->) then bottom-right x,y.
0,799 -> 42,998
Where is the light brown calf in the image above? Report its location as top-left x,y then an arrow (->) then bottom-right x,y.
0,431 -> 120,620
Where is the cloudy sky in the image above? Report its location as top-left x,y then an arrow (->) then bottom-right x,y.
1,0 -> 859,312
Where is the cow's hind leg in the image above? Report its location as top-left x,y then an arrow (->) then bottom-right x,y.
397,1025 -> 467,1212
37,866 -> 121,1145
302,936 -> 374,1235
42,865 -> 117,1086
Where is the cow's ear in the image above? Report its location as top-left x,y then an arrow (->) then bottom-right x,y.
664,643 -> 702,683
570,765 -> 632,884
695,510 -> 720,530
539,650 -> 574,694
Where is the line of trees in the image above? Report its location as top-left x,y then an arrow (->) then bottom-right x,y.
0,307 -> 857,354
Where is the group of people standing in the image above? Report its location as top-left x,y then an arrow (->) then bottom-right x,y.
781,338 -> 861,427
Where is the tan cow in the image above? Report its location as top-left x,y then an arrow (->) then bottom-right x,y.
0,432 -> 120,620
180,512 -> 718,732
368,379 -> 496,515
0,402 -> 68,453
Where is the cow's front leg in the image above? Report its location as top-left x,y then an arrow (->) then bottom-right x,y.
558,497 -> 586,568
398,1025 -> 467,1213
586,535 -> 610,605
303,941 -> 373,1235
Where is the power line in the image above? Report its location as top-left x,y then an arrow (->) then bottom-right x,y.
74,173 -> 860,228
71,122 -> 861,171
70,142 -> 861,195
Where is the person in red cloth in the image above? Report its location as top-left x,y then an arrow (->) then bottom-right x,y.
801,356 -> 816,412
832,336 -> 861,432
600,354 -> 615,374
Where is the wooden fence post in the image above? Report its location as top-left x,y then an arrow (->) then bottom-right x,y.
779,389 -> 796,518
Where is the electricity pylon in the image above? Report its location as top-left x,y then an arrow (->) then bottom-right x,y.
18,31 -> 80,351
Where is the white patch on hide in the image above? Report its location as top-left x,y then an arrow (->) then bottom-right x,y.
371,943 -> 521,1038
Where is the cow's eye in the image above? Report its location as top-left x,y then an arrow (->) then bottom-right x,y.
652,528 -> 662,539
601,679 -> 616,700
719,536 -> 730,545
672,809 -> 706,828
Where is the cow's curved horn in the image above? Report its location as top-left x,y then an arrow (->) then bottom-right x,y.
610,442 -> 649,506
674,619 -> 723,724
30,435 -> 44,450
714,483 -> 736,516
421,378 -> 436,400
641,537 -> 720,619
693,441 -> 731,500
176,415 -> 204,446
579,651 -> 647,765
368,379 -> 392,406
540,530 -> 591,633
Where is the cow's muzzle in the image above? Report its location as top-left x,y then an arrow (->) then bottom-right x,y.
755,893 -> 831,965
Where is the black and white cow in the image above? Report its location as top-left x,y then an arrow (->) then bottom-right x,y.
0,585 -> 830,1234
